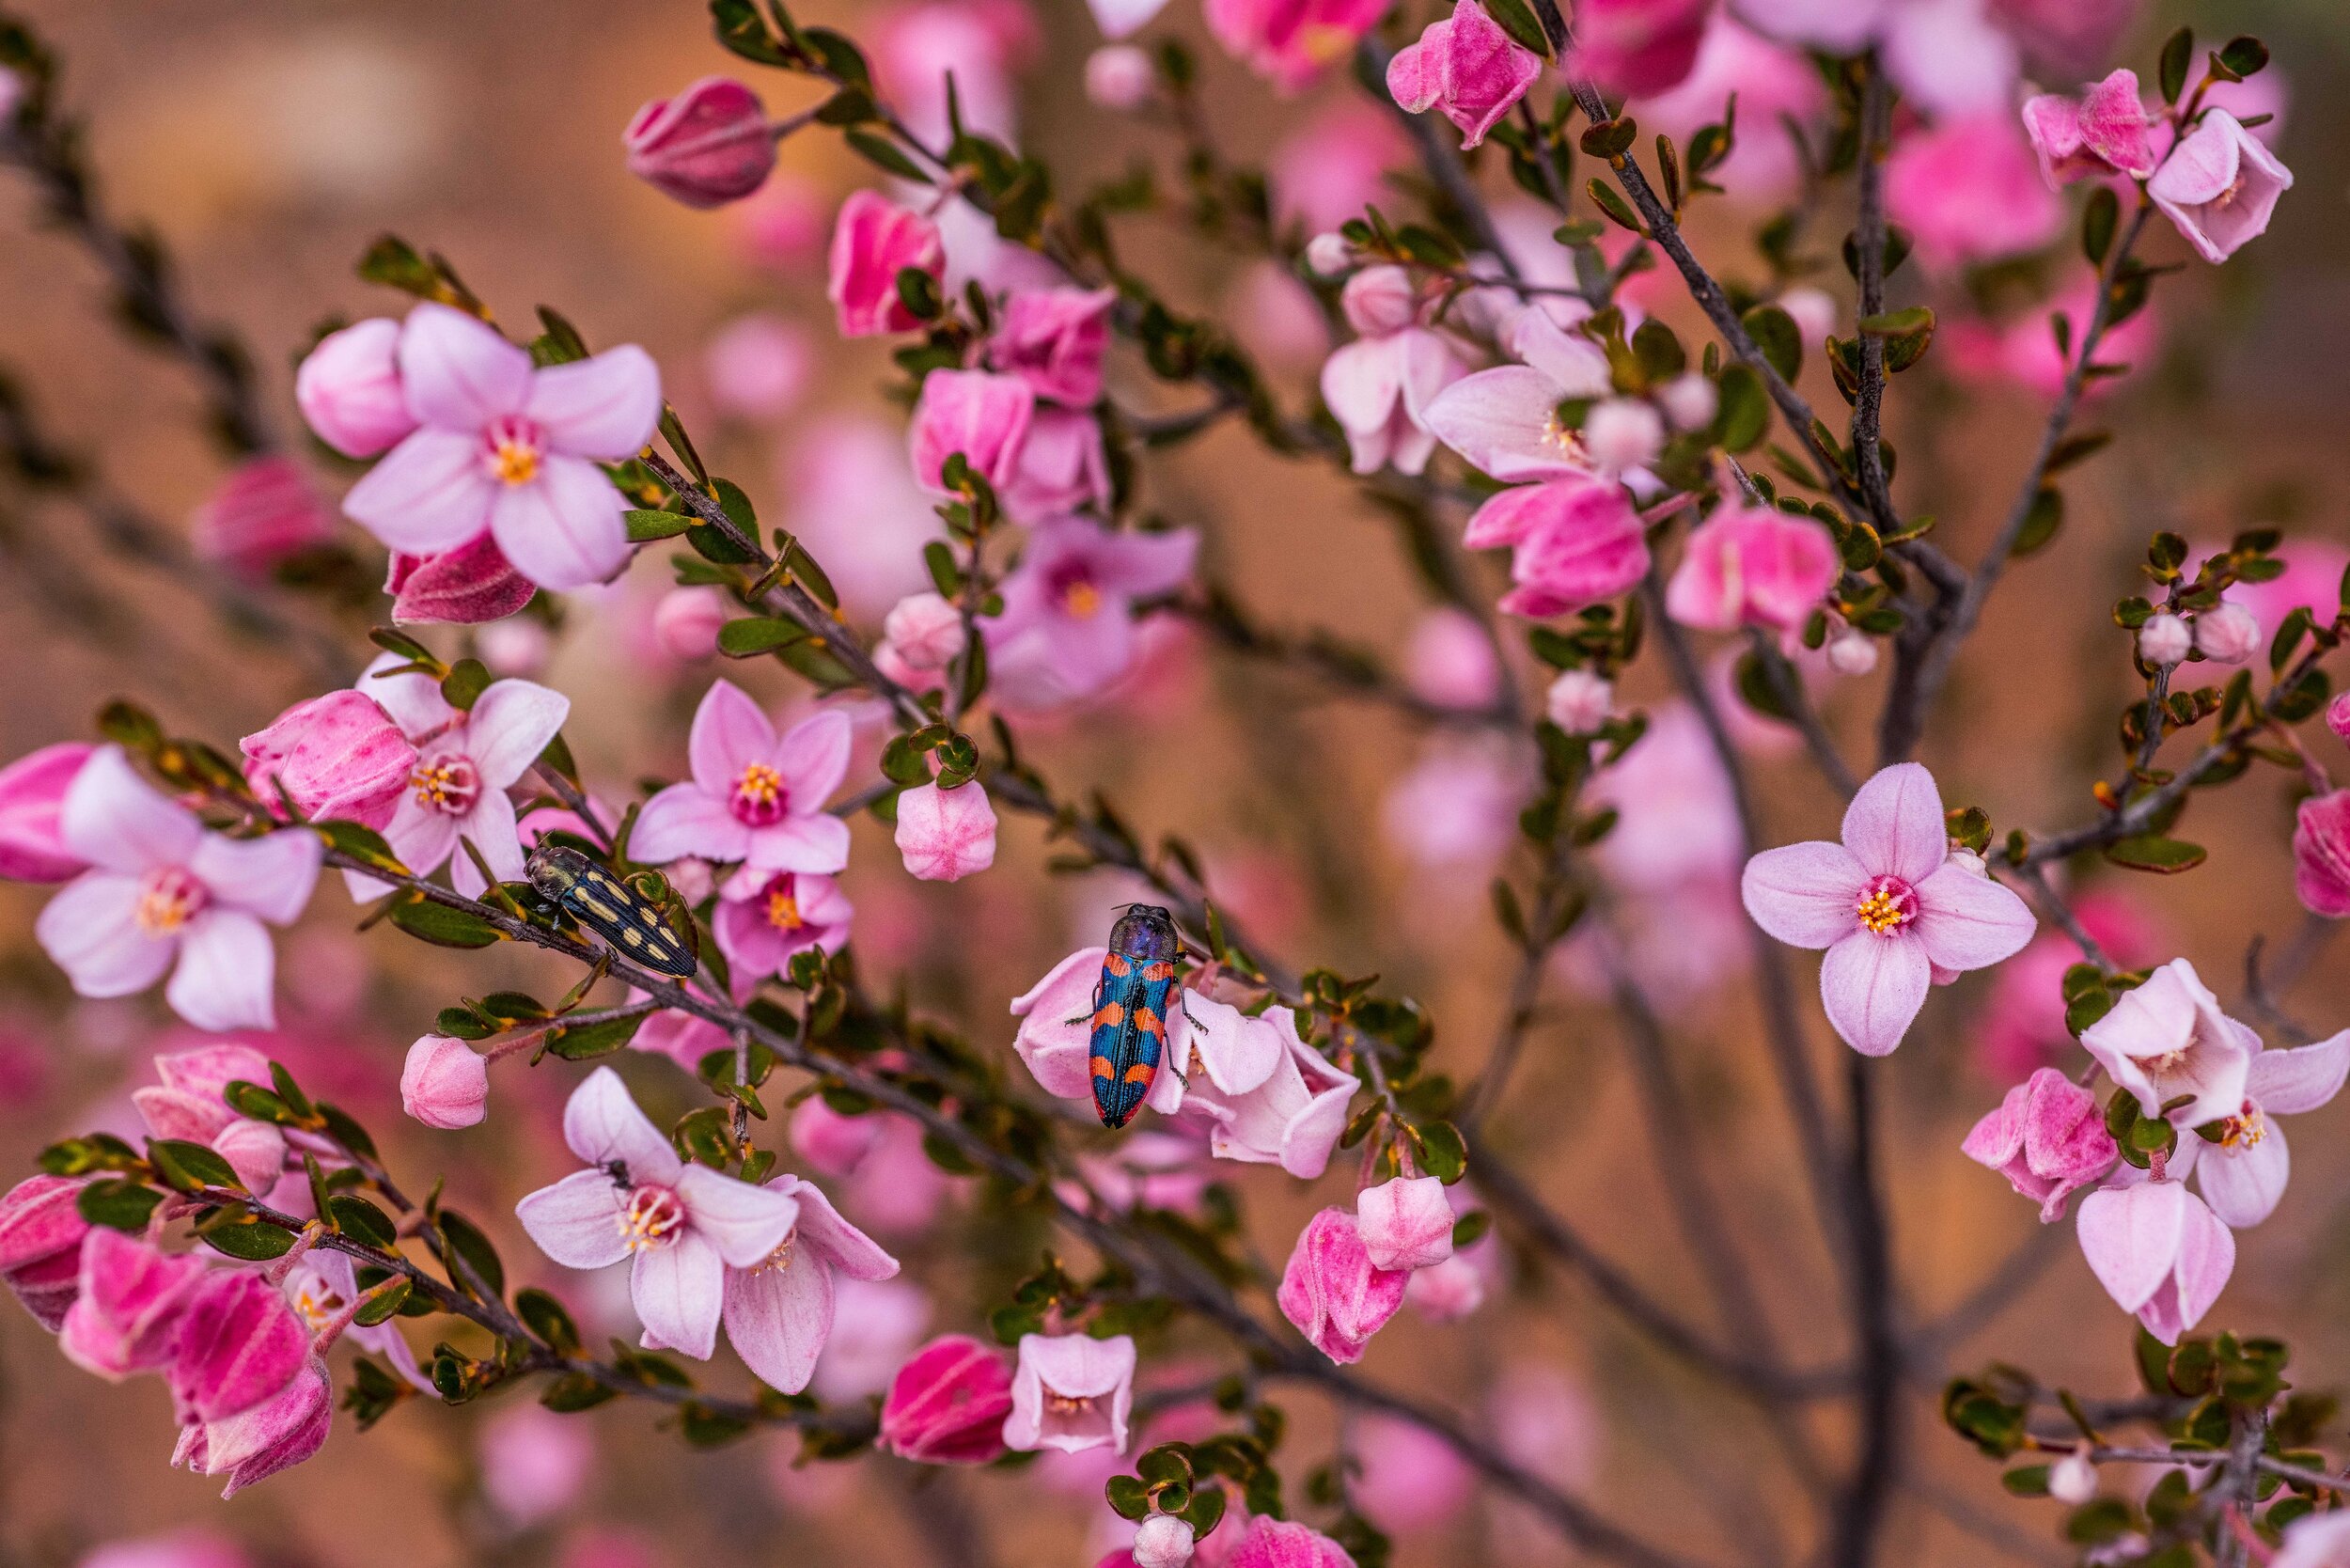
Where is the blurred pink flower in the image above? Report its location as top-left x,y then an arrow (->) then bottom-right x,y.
880,1334 -> 1015,1464
728,172 -> 829,270
871,0 -> 1034,147
1225,1519 -> 1356,1568
384,532 -> 538,625
623,77 -> 776,208
1204,0 -> 1387,91
1947,272 -> 2161,400
240,689 -> 416,832
843,1114 -> 959,1237
790,1094 -> 883,1179
910,368 -> 1035,493
1002,405 -> 1112,523
190,456 -> 334,575
1665,501 -> 1839,635
1404,608 -> 1502,712
2222,539 -> 2347,634
0,1173 -> 90,1329
0,742 -> 94,883
2149,110 -> 2293,264
1322,321 -> 1464,478
2076,1177 -> 2232,1345
1379,740 -> 1527,873
479,1403 -> 595,1527
1229,260 -> 1327,370
1572,0 -> 1710,96
1386,1 -> 1543,150
827,191 -> 947,338
1634,17 -> 1825,202
78,1531 -> 250,1568
1086,44 -> 1157,108
1886,114 -> 2063,272
1277,1207 -> 1406,1363
985,519 -> 1198,710
1006,1331 -> 1136,1452
812,1276 -> 933,1401
651,586 -> 728,662
1973,890 -> 2156,1078
2020,68 -> 2157,187
989,286 -> 1118,407
295,319 -> 415,459
702,313 -> 813,420
779,415 -> 943,619
630,680 -> 853,875
895,781 -> 998,882
1068,1131 -> 1213,1215
1962,1067 -> 2118,1220
1270,102 -> 1410,233
1742,0 -> 2017,118
1352,1412 -> 1475,1533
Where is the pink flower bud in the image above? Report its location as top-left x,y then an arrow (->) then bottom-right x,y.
1777,286 -> 1837,349
1340,265 -> 1418,337
210,1121 -> 290,1196
1133,1515 -> 1197,1568
1404,608 -> 1500,711
400,1035 -> 489,1129
384,532 -> 537,625
883,592 -> 969,674
1543,668 -> 1613,734
177,1356 -> 331,1497
1960,1068 -> 2119,1221
167,1267 -> 312,1421
2048,1450 -> 2097,1505
190,457 -> 335,575
1225,1517 -> 1359,1568
1582,398 -> 1665,476
1085,45 -> 1155,110
1665,502 -> 1839,635
240,690 -> 418,832
623,77 -> 776,209
1825,630 -> 1879,677
478,618 -> 552,678
827,190 -> 947,338
908,369 -> 1035,493
2021,70 -> 2158,188
59,1229 -> 208,1380
294,319 -> 415,459
2137,612 -> 2191,667
989,286 -> 1119,408
652,587 -> 728,662
2330,689 -> 2350,745
1277,1207 -> 1408,1364
0,742 -> 94,883
790,1093 -> 883,1179
2294,790 -> 2350,918
895,781 -> 998,883
1304,232 -> 1354,277
1655,371 -> 1717,431
878,1334 -> 1015,1465
1386,0 -> 1543,150
0,1173 -> 91,1329
1355,1175 -> 1455,1273
2193,602 -> 2261,665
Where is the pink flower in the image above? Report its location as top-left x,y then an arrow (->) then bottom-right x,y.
2078,958 -> 2255,1129
1355,1175 -> 1455,1272
384,532 -> 538,625
296,319 -> 416,459
984,519 -> 1198,710
2076,1176 -> 2233,1344
0,742 -> 94,883
652,586 -> 728,662
714,870 -> 854,987
1086,44 -> 1157,108
1404,609 -> 1502,712
1270,102 -> 1411,233
779,415 -> 942,619
132,1043 -> 288,1194
870,1 -> 1034,147
1002,405 -> 1112,524
2295,790 -> 2350,917
1741,762 -> 2036,1056
1277,1209 -> 1404,1363
400,1034 -> 488,1129
59,1229 -> 207,1380
167,1264 -> 312,1423
1180,1005 -> 1355,1175
35,747 -> 321,1030
702,313 -> 812,420
1379,741 -> 1526,872
719,1174 -> 900,1393
1886,114 -> 2064,272
515,1068 -> 802,1358
1386,2 -> 1543,151
827,191 -> 948,338
173,1354 -> 332,1498
1466,478 -> 1651,619
2148,110 -> 2293,264
791,1095 -> 883,1179
2188,1029 -> 2350,1229
1352,1413 -> 1476,1534
1321,324 -> 1465,478
880,591 -> 967,689
1665,502 -> 1840,635
909,368 -> 1036,493
624,77 -> 776,209
339,304 -> 661,591
1423,311 -> 1612,482
1961,1068 -> 2118,1220
1743,0 -> 2016,118
1571,0 -> 1710,97
895,782 -> 998,882
240,689 -> 417,833
1973,891 -> 2156,1078
1068,1132 -> 1213,1216
1633,18 -> 1825,203
629,681 -> 853,876
1225,1518 -> 1357,1568
78,1532 -> 251,1568
1012,947 -> 1184,1102
1203,0 -> 1387,91
2223,538 -> 2346,635
2020,69 -> 2157,187
988,287 -> 1118,406
349,654 -> 570,899
880,1334 -> 1015,1464
812,1276 -> 933,1402
478,1403 -> 594,1527
189,457 -> 334,575
0,1174 -> 90,1329
1089,0 -> 1172,38
1005,1331 -> 1136,1452
2274,1513 -> 2350,1568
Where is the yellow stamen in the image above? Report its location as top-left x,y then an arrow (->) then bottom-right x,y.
1063,581 -> 1104,619
492,440 -> 540,486
738,762 -> 784,808
1855,889 -> 1908,934
767,889 -> 803,932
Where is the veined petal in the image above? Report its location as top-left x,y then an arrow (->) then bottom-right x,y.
1740,839 -> 1867,949
2076,1180 -> 2185,1314
791,1181 -> 900,1280
37,872 -> 175,997
1819,931 -> 1931,1057
1911,862 -> 2036,972
452,791 -> 525,897
688,680 -> 778,794
62,746 -> 200,873
166,910 -> 275,1031
1421,366 -> 1587,482
776,709 -> 853,808
632,1231 -> 725,1359
1840,762 -> 1947,883
676,1166 -> 799,1269
2246,1029 -> 2350,1115
465,680 -> 572,789
2168,1192 -> 2235,1335
399,302 -> 533,427
745,814 -> 853,876
190,829 -> 321,925
515,1169 -> 631,1269
721,1242 -> 830,1394
562,1066 -> 684,1183
384,792 -> 460,881
2197,1127 -> 2288,1230
628,783 -> 750,866
525,345 -> 662,460
341,429 -> 498,555
489,456 -> 629,590
356,650 -> 459,740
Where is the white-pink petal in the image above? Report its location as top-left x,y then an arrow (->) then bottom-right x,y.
525,345 -> 663,460
1910,861 -> 2035,972
357,651 -> 459,740
676,1166 -> 800,1269
37,872 -> 175,997
1839,762 -> 1947,884
627,783 -> 750,867
2197,1126 -> 2288,1230
1819,931 -> 1931,1056
1739,839 -> 1867,949
465,680 -> 572,790
62,746 -> 200,873
1422,366 -> 1586,483
450,790 -> 525,898
2247,1029 -> 2350,1115
745,814 -> 854,876
489,454 -> 630,590
562,1065 -> 684,1183
166,909 -> 276,1030
515,1169 -> 632,1268
776,710 -> 854,808
399,302 -> 533,428
341,428 -> 498,554
631,1231 -> 726,1358
791,1180 -> 901,1280
190,829 -> 321,925
721,1240 -> 830,1393
689,681 -> 777,792
2076,1180 -> 2185,1313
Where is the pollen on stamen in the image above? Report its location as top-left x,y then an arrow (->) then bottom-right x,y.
617,1186 -> 685,1252
1853,876 -> 1918,935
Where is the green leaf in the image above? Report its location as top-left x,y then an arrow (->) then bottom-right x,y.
717,617 -> 808,657
2001,1465 -> 2052,1497
1712,365 -> 1769,452
1137,1444 -> 1194,1486
440,658 -> 491,712
147,1138 -> 243,1193
77,1178 -> 164,1232
222,1078 -> 297,1122
1105,1474 -> 1152,1521
1416,1120 -> 1467,1184
2217,36 -> 2269,79
1184,1483 -> 1230,1538
845,129 -> 927,181
541,1372 -> 619,1412
200,1215 -> 297,1260
389,898 -> 505,949
545,1011 -> 648,1060
2082,185 -> 2121,266
517,1288 -> 584,1354
624,508 -> 695,541
709,0 -> 791,65
1480,0 -> 1550,55
439,1209 -> 507,1300
2104,835 -> 2206,874
2011,487 -> 2064,557
1586,179 -> 1643,236
329,1194 -> 399,1249
314,819 -> 408,876
353,1278 -> 411,1325
1577,117 -> 1638,161
1741,305 -> 1801,383
2158,26 -> 2194,103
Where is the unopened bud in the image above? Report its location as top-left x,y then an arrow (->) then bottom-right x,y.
2048,1450 -> 2097,1505
2192,602 -> 2261,666
1084,46 -> 1155,110
1133,1513 -> 1197,1568
1305,231 -> 1355,277
1544,669 -> 1613,735
1825,630 -> 1878,676
2136,612 -> 2190,667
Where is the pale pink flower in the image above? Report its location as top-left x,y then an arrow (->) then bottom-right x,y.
1741,762 -> 2036,1056
989,286 -> 1118,407
2076,1176 -> 2233,1344
1546,669 -> 1614,733
870,0 -> 1032,147
1225,1518 -> 1357,1568
294,318 -> 413,460
1204,0 -> 1387,91
77,1532 -> 250,1568
827,191 -> 947,338
651,586 -> 728,661
400,1034 -> 488,1129
35,747 -> 321,1030
1005,1331 -> 1136,1452
189,457 -> 335,575
339,304 -> 660,590
2192,1029 -> 2350,1229
2193,602 -> 2261,665
714,870 -> 854,987
2078,959 -> 2256,1129
1404,609 -> 1502,712
514,1067 -> 802,1360
881,1334 -> 1016,1464
811,1276 -> 932,1402
0,1173 -> 90,1329
1583,398 -> 1665,478
1352,1413 -> 1476,1533
984,519 -> 1198,710
1665,501 -> 1840,635
1085,44 -> 1156,108
629,680 -> 853,875
2020,69 -> 2157,187
1269,102 -> 1411,232
240,689 -> 416,832
1961,1068 -> 2118,1220
1379,741 -> 1527,872
791,1094 -> 883,1179
624,77 -> 775,208
1355,1175 -> 1455,1272
479,1403 -> 595,1527
895,782 -> 998,882
0,742 -> 94,883
702,313 -> 812,420
1320,324 -> 1464,478
1089,0 -> 1172,38
1386,2 -> 1543,150
1068,1131 -> 1213,1216
133,1043 -> 288,1194
1277,1208 -> 1405,1363
384,532 -> 538,625
880,591 -> 968,687
1572,0 -> 1710,96
2273,1513 -> 2350,1568
1886,113 -> 2064,272
1467,478 -> 1652,619
1423,311 -> 1612,482
281,1247 -> 427,1392
909,368 -> 1036,493
718,1173 -> 900,1394
780,415 -> 942,619
2148,110 -> 2292,264
1002,405 -> 1112,523
1634,18 -> 1825,202
1133,1516 -> 1198,1568
1181,1006 -> 1355,1176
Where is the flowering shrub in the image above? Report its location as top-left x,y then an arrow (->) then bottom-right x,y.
0,1 -> 2342,1565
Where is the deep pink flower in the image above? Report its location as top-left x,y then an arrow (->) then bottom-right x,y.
167,1265 -> 311,1420
1465,478 -> 1650,619
1277,1208 -> 1405,1363
985,519 -> 1198,710
1886,114 -> 2064,272
2148,110 -> 2293,264
879,1334 -> 1015,1464
2076,1177 -> 2233,1345
514,1068 -> 801,1359
0,742 -> 93,883
1270,102 -> 1411,233
1386,2 -> 1543,151
2296,790 -> 2350,917
909,368 -> 1035,493
624,77 -> 776,208
714,870 -> 854,989
2020,69 -> 2157,187
1355,1175 -> 1455,1272
1203,0 -> 1388,92
1633,18 -> 1825,202
630,681 -> 852,875
240,689 -> 417,833
384,532 -> 539,625
400,1034 -> 489,1129
172,1354 -> 332,1497
719,1174 -> 900,1393
989,287 -> 1118,406
1961,1068 -> 2118,1221
1571,0 -> 1710,97
1226,1518 -> 1357,1568
295,319 -> 415,459
0,1173 -> 89,1329
189,457 -> 334,575
339,304 -> 661,591
132,1043 -> 287,1195
2194,1029 -> 2350,1229
2078,958 -> 2255,1129
1664,502 -> 1840,635
894,782 -> 997,883
828,191 -> 948,337
57,1230 -> 206,1379
1741,763 -> 2036,1056
35,747 -> 321,1030
1004,1332 -> 1136,1452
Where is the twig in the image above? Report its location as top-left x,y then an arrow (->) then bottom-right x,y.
1747,629 -> 1857,799
1849,63 -> 1896,530
1827,1056 -> 1902,1568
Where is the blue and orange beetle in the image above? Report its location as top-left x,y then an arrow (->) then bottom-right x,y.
1083,904 -> 1190,1129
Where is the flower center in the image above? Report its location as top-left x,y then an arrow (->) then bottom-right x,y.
291,1279 -> 344,1332
1542,407 -> 1589,458
411,756 -> 480,814
2220,1101 -> 2267,1149
1061,579 -> 1103,619
134,866 -> 208,934
732,762 -> 788,826
2212,169 -> 2248,209
1043,1389 -> 1097,1416
1853,875 -> 1919,936
766,885 -> 804,932
617,1185 -> 685,1252
482,415 -> 544,487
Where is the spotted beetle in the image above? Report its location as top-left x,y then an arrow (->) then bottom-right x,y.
1083,903 -> 1190,1130
525,843 -> 697,979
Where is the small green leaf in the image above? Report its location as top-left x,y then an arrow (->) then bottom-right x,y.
2158,26 -> 2194,103
439,1210 -> 507,1300
440,659 -> 491,712
147,1138 -> 243,1193
1586,180 -> 1643,236
1480,0 -> 1551,56
845,129 -> 926,182
329,1193 -> 399,1249
1416,1120 -> 1467,1184
1711,364 -> 1769,452
544,1011 -> 648,1060
1741,305 -> 1801,383
2217,36 -> 2269,79
389,898 -> 505,949
2081,185 -> 2121,266
2011,487 -> 2064,557
77,1178 -> 164,1232
2104,835 -> 2207,874
717,617 -> 808,657
517,1288 -> 584,1354
624,508 -> 695,541
199,1215 -> 298,1261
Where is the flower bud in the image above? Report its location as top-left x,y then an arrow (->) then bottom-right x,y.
0,742 -> 93,883
294,319 -> 415,459
1583,397 -> 1666,476
2048,1450 -> 2097,1505
879,1335 -> 1015,1465
59,1229 -> 208,1380
1133,1514 -> 1197,1568
178,1356 -> 332,1497
2128,615 -> 2187,670
0,1173 -> 91,1329
652,587 -> 728,662
190,457 -> 335,575
883,592 -> 969,673
1543,668 -> 1613,734
1355,1175 -> 1455,1273
1304,232 -> 1355,277
663,856 -> 715,906
240,690 -> 418,833
478,618 -> 551,678
790,1093 -> 883,1179
1277,1207 -> 1408,1364
1825,630 -> 1879,676
400,1035 -> 489,1130
894,781 -> 998,883
211,1120 -> 290,1196
2193,603 -> 2261,665
385,533 -> 536,625
167,1268 -> 312,1422
1777,287 -> 1838,349
623,77 -> 776,209
1085,45 -> 1155,110
2294,790 -> 2350,918
1340,265 -> 1417,337
2328,689 -> 2350,744
1655,371 -> 1718,432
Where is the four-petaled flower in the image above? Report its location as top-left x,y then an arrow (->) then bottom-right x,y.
630,681 -> 854,877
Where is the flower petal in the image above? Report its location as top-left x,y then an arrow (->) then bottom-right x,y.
399,302 -> 533,427
776,709 -> 853,808
37,872 -> 175,997
631,1231 -> 725,1359
515,1168 -> 631,1269
2169,1190 -> 2235,1334
562,1065 -> 683,1183
356,651 -> 458,740
166,910 -> 276,1031
721,1241 -> 830,1393
1911,861 -> 2036,972
341,428 -> 498,555
627,782 -> 749,866
2077,1180 -> 2185,1313
61,746 -> 200,874
1421,366 -> 1587,482
465,680 -> 572,789
745,814 -> 853,876
792,1181 -> 901,1280
1740,839 -> 1867,949
2198,1126 -> 2288,1230
1839,762 -> 1947,883
688,680 -> 778,796
189,829 -> 321,925
451,790 -> 525,898
525,345 -> 662,460
676,1166 -> 799,1269
1819,931 -> 1931,1056
489,455 -> 629,590
2247,1029 -> 2350,1115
